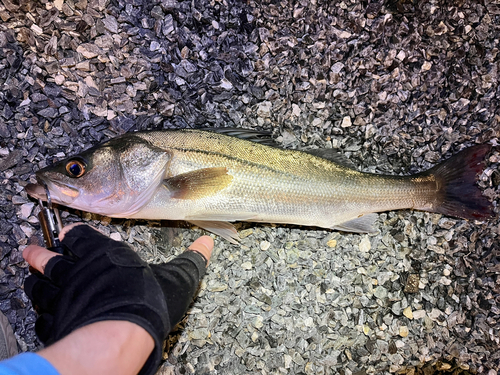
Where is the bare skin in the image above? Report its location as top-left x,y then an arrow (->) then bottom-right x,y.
23,223 -> 214,375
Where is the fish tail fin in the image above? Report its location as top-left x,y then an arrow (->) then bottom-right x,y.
425,143 -> 494,220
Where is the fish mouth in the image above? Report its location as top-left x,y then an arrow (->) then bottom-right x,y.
25,182 -> 48,201
25,179 -> 80,206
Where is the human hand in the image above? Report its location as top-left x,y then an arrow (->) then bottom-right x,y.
24,223 -> 213,274
23,223 -> 213,375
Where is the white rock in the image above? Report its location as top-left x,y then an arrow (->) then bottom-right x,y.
341,116 -> 352,128
260,241 -> 271,251
84,76 -> 99,90
257,101 -> 272,118
28,216 -> 39,224
271,314 -> 284,325
77,44 -> 104,59
20,223 -> 34,238
134,82 -> 148,91
253,315 -> 264,329
330,62 -> 344,74
312,117 -> 322,127
19,98 -> 31,107
421,61 -> 432,71
175,77 -> 185,86
20,203 -> 35,218
428,308 -> 442,320
359,236 -> 371,252
377,271 -> 394,285
333,28 -> 351,39
54,0 -> 64,10
206,281 -> 227,292
219,79 -> 233,90
292,104 -> 301,116
396,50 -> 406,61
150,41 -> 160,51
107,110 -> 117,120
440,276 -> 452,285
188,327 -> 208,340
30,24 -> 43,35
91,106 -> 107,117
54,75 -> 65,85
434,21 -> 448,35
241,262 -> 253,270
412,310 -> 426,319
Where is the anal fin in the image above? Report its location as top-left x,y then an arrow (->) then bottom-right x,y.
188,220 -> 241,244
332,213 -> 378,234
164,167 -> 233,200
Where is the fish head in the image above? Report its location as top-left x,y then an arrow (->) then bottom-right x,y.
26,135 -> 171,216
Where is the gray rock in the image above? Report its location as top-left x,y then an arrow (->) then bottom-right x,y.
2,0 -> 499,373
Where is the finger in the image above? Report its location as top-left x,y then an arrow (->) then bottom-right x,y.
44,256 -> 77,286
186,235 -> 214,265
58,222 -> 86,241
23,245 -> 61,274
61,225 -> 125,258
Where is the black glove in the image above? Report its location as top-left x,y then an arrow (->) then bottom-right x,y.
24,225 -> 208,375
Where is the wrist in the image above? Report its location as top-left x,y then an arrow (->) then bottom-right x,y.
39,320 -> 155,375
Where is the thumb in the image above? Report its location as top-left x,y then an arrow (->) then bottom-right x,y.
186,236 -> 214,265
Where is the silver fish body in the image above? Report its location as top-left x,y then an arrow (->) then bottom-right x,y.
26,129 -> 493,242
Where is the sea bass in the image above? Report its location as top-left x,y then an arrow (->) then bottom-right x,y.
26,129 -> 493,243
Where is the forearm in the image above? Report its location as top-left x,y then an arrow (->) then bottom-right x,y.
38,321 -> 154,375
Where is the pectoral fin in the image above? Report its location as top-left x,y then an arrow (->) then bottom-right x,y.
164,167 -> 233,200
188,220 -> 241,244
332,213 -> 378,234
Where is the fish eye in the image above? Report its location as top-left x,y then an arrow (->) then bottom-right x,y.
65,159 -> 86,178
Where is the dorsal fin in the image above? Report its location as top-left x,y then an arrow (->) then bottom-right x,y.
198,127 -> 278,147
199,127 -> 357,168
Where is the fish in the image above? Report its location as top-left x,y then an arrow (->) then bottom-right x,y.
25,129 -> 494,243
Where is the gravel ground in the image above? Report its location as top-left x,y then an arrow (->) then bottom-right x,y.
1,0 -> 500,374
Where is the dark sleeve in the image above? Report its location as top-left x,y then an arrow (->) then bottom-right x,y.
149,251 -> 207,328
